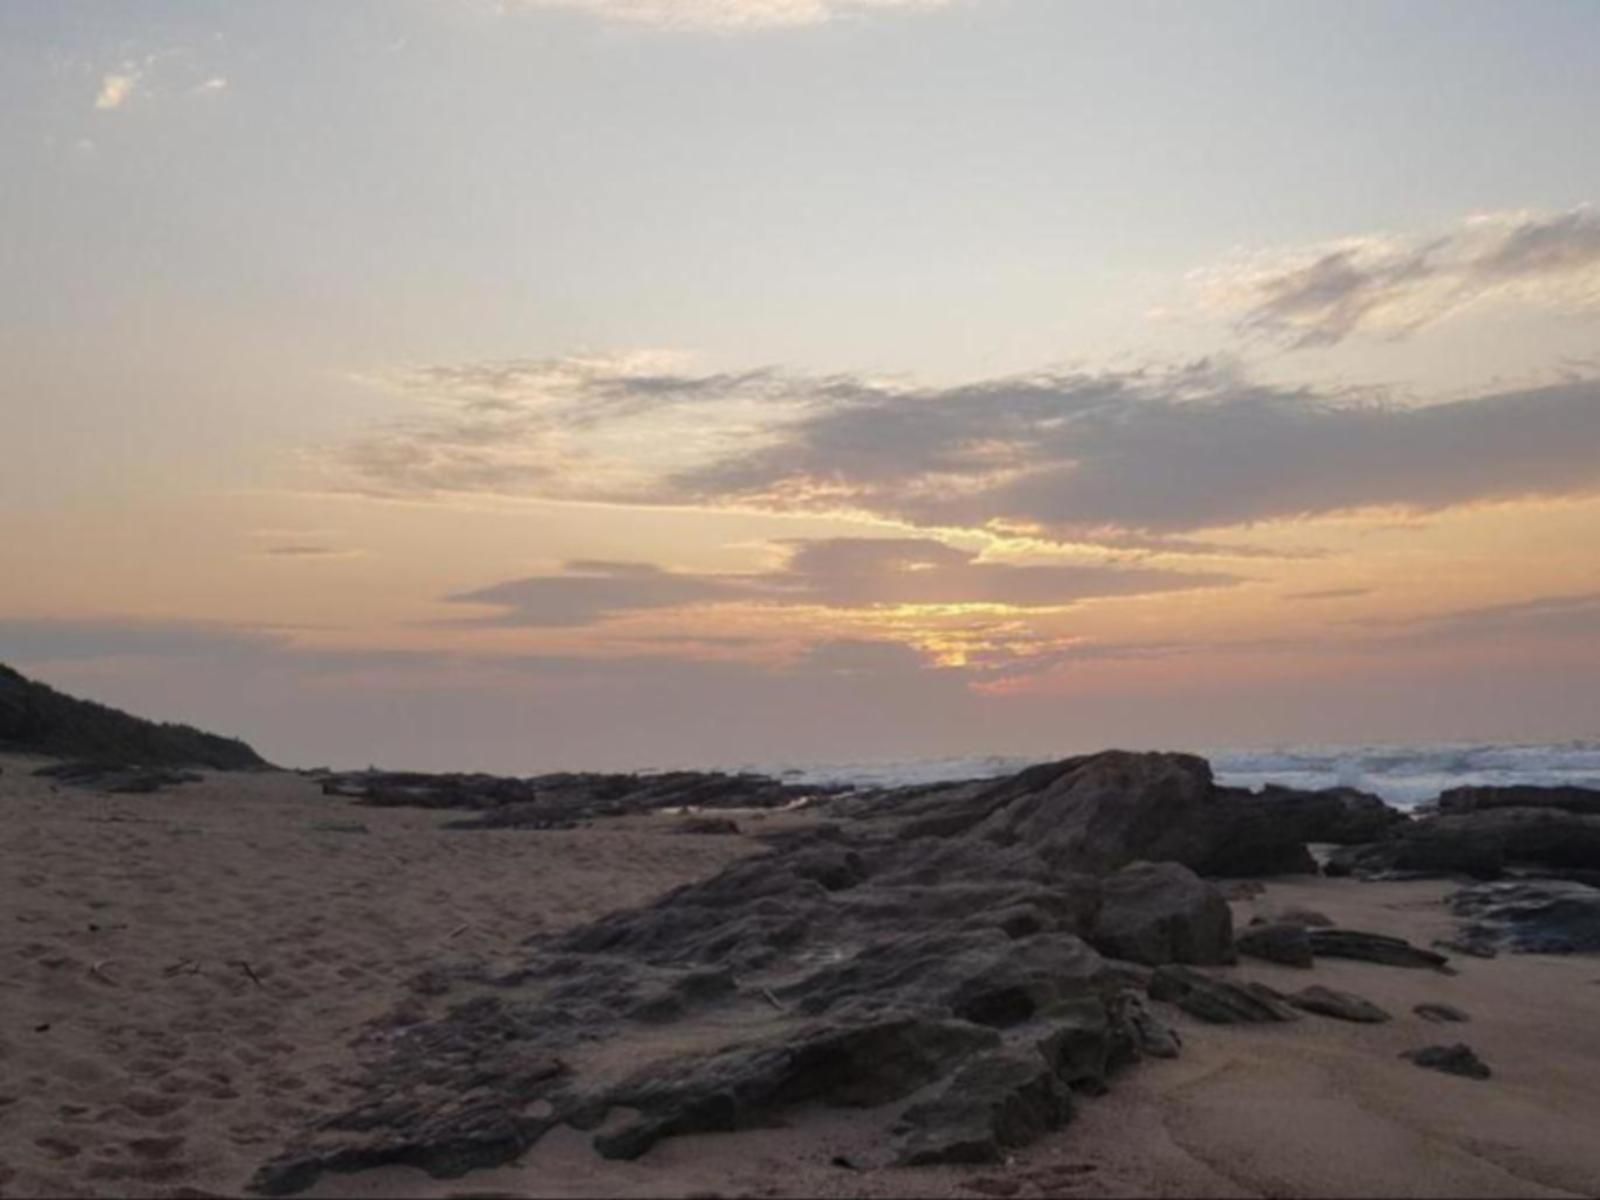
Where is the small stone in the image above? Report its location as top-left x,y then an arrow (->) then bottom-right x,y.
1288,985 -> 1390,1023
1413,1003 -> 1470,1023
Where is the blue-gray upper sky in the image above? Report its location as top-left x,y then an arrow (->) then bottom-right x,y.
2,0 -> 1598,769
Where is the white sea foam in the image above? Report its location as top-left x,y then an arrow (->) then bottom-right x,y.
758,742 -> 1600,811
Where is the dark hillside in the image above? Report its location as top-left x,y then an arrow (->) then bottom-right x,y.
0,662 -> 268,769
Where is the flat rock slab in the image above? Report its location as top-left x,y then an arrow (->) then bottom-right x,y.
1310,929 -> 1450,970
1288,985 -> 1390,1023
1414,1003 -> 1470,1023
1237,922 -> 1314,968
1401,1043 -> 1491,1080
1148,965 -> 1300,1024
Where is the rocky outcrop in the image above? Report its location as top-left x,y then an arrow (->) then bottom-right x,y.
1287,985 -> 1390,1023
1327,808 -> 1600,880
1438,785 -> 1600,817
323,768 -> 831,827
1255,785 -> 1409,844
1236,922 -> 1314,968
1447,879 -> 1600,954
256,752 -> 1268,1194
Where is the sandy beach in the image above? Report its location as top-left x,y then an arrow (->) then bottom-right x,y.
5,756 -> 1600,1200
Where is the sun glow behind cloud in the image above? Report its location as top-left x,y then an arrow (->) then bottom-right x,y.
504,0 -> 962,33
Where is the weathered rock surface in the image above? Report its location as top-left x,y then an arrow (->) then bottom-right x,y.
1088,862 -> 1235,967
1148,965 -> 1301,1024
1447,879 -> 1600,954
1255,785 -> 1409,844
895,1052 -> 1075,1166
1401,1043 -> 1491,1080
1236,922 -> 1314,968
1288,985 -> 1390,1023
1309,929 -> 1450,970
1263,906 -> 1335,928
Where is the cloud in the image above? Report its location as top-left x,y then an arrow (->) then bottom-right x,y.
1201,208 -> 1600,347
1284,587 -> 1371,602
446,536 -> 1235,627
94,71 -> 140,111
261,545 -> 358,558
333,355 -> 1600,543
1353,591 -> 1600,644
506,0 -> 960,33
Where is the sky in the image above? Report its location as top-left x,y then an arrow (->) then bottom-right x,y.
2,0 -> 1598,771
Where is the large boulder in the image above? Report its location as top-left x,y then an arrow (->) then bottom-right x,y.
1256,784 -> 1409,844
1087,862 -> 1235,967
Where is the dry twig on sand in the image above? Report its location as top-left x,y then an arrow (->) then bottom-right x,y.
229,959 -> 266,987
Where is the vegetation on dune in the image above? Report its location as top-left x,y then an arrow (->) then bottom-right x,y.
0,662 -> 268,769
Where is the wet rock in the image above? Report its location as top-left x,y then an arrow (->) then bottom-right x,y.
1401,1043 -> 1490,1080
1236,922 -> 1314,968
895,1052 -> 1074,1166
1414,1003 -> 1469,1023
1088,862 -> 1235,967
1309,929 -> 1450,970
1447,879 -> 1600,954
1147,965 -> 1300,1023
1287,985 -> 1390,1022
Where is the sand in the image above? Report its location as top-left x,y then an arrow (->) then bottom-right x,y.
4,755 -> 1600,1199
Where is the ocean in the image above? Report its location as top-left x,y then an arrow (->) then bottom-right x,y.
764,741 -> 1600,811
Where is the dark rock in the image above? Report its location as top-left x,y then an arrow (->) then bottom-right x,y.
1447,879 -> 1600,954
676,817 -> 741,836
1438,785 -> 1600,818
1287,985 -> 1390,1022
1330,808 -> 1600,880
32,761 -> 205,794
1414,1003 -> 1469,1023
1236,922 -> 1314,968
1257,784 -> 1409,844
1432,936 -> 1497,959
1148,965 -> 1300,1023
1109,989 -> 1181,1060
895,1052 -> 1074,1166
1088,862 -> 1235,967
1309,929 -> 1450,970
594,1015 -> 1001,1160
1401,1043 -> 1490,1080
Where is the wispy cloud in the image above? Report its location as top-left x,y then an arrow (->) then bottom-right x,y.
446,536 -> 1235,627
331,355 -> 1600,543
506,0 -> 960,33
1284,587 -> 1371,602
94,70 -> 141,111
1200,208 -> 1600,347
